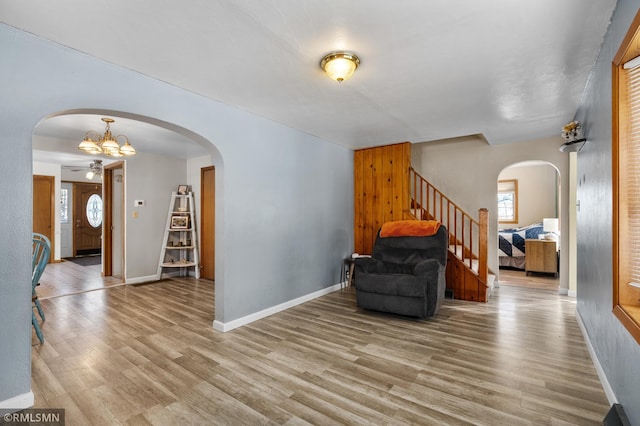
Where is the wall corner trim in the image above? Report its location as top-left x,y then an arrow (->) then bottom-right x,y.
575,309 -> 617,405
0,391 -> 34,410
213,282 -> 343,332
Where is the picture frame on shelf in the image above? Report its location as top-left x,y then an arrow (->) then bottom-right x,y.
170,215 -> 190,229
177,184 -> 189,195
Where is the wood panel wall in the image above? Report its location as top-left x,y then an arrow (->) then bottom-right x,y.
354,142 -> 411,255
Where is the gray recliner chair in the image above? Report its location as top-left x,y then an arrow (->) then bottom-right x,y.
354,221 -> 448,318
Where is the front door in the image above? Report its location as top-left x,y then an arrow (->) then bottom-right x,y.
33,175 -> 55,263
74,182 -> 102,256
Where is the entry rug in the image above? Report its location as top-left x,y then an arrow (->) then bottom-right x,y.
65,255 -> 101,267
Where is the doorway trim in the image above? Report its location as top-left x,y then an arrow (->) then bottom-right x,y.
496,160 -> 563,291
33,174 -> 55,263
103,161 -> 125,279
200,166 -> 215,280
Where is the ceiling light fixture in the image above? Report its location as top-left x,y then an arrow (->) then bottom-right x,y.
86,159 -> 103,180
78,117 -> 136,157
320,51 -> 360,82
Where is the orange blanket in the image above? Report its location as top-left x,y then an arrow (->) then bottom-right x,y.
380,220 -> 441,237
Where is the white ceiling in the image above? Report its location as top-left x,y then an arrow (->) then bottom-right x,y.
2,0 -> 617,162
31,114 -> 211,168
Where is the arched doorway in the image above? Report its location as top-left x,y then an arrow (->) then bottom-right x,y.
31,110 -> 224,299
496,161 -> 561,291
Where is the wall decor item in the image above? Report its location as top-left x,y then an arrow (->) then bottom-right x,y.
157,191 -> 200,279
559,120 -> 587,152
170,215 -> 189,229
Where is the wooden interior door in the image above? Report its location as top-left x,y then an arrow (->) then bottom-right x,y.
103,162 -> 124,278
103,168 -> 113,276
33,175 -> 55,263
74,182 -> 102,256
200,166 -> 215,280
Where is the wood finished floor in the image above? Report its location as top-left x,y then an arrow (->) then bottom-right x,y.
498,268 -> 560,292
31,275 -> 608,425
38,257 -> 123,300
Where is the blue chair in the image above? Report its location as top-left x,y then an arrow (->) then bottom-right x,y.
32,233 -> 50,344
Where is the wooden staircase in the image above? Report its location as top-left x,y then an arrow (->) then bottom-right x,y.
406,167 -> 493,302
352,143 -> 492,302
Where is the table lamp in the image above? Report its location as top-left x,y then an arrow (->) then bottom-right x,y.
543,218 -> 559,240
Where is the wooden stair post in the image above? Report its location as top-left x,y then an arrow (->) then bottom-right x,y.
478,208 -> 488,285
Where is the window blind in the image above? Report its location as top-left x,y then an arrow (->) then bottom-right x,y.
625,63 -> 640,287
613,10 -> 640,344
497,180 -> 517,222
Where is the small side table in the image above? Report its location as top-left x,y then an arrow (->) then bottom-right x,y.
525,239 -> 558,277
341,257 -> 355,289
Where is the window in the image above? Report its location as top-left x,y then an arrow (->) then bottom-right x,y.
497,179 -> 518,224
60,188 -> 69,224
613,10 -> 640,344
86,194 -> 103,228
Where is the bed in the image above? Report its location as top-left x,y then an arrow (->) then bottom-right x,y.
498,223 -> 544,269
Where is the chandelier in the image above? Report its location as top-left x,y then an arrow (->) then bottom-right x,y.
86,159 -> 103,180
78,117 -> 136,157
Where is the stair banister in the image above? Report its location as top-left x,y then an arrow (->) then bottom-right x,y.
408,166 -> 489,287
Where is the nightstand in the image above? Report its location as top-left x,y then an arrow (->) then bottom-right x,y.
525,239 -> 558,277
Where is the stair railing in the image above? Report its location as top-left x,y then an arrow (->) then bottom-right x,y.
408,167 -> 488,285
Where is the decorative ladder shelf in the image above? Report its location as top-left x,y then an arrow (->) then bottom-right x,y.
156,191 -> 200,279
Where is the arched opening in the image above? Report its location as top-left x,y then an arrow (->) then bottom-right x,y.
31,109 -> 223,316
496,160 -> 561,291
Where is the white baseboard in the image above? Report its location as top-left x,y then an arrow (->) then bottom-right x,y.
575,309 -> 617,405
213,282 -> 343,332
568,289 -> 577,298
0,391 -> 34,410
558,287 -> 569,296
125,274 -> 165,284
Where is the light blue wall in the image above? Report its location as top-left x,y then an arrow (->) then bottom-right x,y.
574,0 -> 640,423
0,24 -> 353,405
124,151 -> 188,279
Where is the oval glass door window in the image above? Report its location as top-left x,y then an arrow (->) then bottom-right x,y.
86,194 -> 103,228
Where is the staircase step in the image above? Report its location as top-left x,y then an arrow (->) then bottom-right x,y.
487,273 -> 496,289
486,273 -> 495,298
449,245 -> 479,272
410,208 -> 425,219
449,248 -> 488,273
448,244 -> 464,258
449,244 -> 493,298
464,258 -> 479,272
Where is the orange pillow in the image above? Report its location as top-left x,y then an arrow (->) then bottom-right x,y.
380,220 -> 441,237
